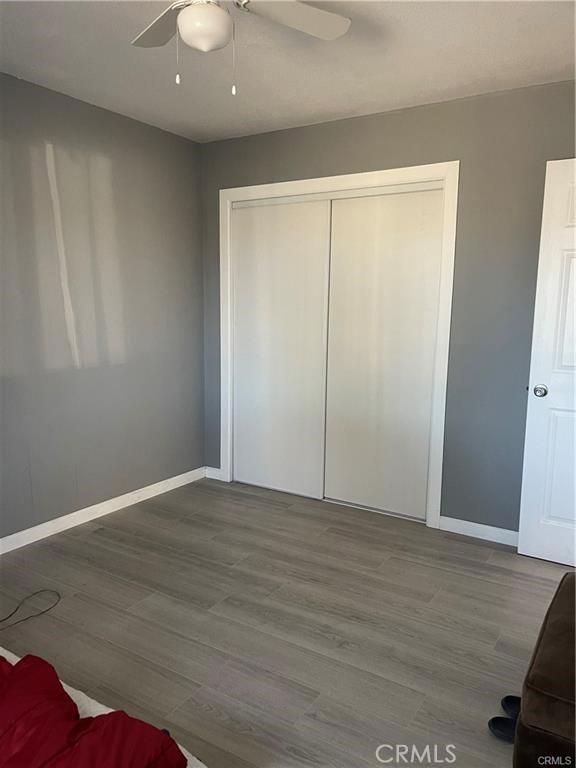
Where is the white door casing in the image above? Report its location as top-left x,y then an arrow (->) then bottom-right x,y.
518,159 -> 576,566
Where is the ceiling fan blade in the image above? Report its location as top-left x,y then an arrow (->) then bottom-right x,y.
246,1 -> 350,40
131,2 -> 184,48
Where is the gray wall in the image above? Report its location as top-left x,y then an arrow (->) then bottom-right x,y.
200,81 -> 575,531
0,74 -> 204,537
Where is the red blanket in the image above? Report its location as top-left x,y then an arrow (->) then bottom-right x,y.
0,655 -> 187,767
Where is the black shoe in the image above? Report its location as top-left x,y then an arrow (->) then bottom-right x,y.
501,695 -> 521,720
488,716 -> 516,744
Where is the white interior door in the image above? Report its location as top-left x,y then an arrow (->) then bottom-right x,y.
518,159 -> 576,566
324,189 -> 444,519
232,200 -> 330,497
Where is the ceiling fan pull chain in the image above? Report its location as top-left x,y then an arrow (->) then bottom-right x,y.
231,19 -> 237,95
175,28 -> 181,85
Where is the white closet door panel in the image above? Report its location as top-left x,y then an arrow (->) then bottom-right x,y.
325,190 -> 444,519
232,201 -> 330,497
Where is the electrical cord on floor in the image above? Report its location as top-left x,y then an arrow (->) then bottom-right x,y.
0,590 -> 61,632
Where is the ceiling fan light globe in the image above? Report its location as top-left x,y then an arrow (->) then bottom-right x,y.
177,3 -> 233,52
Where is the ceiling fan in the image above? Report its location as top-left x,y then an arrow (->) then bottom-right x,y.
131,0 -> 351,53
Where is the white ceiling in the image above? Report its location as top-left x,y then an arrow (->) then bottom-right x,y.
1,1 -> 574,142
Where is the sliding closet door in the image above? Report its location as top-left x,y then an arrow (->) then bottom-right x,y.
232,200 -> 330,497
325,190 -> 444,519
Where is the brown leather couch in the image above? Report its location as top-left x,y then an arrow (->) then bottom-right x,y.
514,571 -> 575,767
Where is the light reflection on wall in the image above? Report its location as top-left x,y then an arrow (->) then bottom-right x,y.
6,140 -> 126,374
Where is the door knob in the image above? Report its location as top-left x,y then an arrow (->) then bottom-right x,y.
533,385 -> 548,398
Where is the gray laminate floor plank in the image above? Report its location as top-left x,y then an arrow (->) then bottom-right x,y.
212,526 -> 388,571
128,591 -> 425,720
298,696 -> 502,768
375,557 -> 558,622
1,479 -> 569,768
233,553 -> 435,604
89,520 -> 246,566
170,685 -> 375,768
3,544 -> 153,609
270,579 -> 503,646
208,593 -> 526,705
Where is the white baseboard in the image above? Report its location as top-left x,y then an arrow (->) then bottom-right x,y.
204,466 -> 228,481
439,516 -> 518,547
0,466 -> 207,555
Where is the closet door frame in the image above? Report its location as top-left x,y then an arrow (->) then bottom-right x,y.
219,161 -> 460,529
